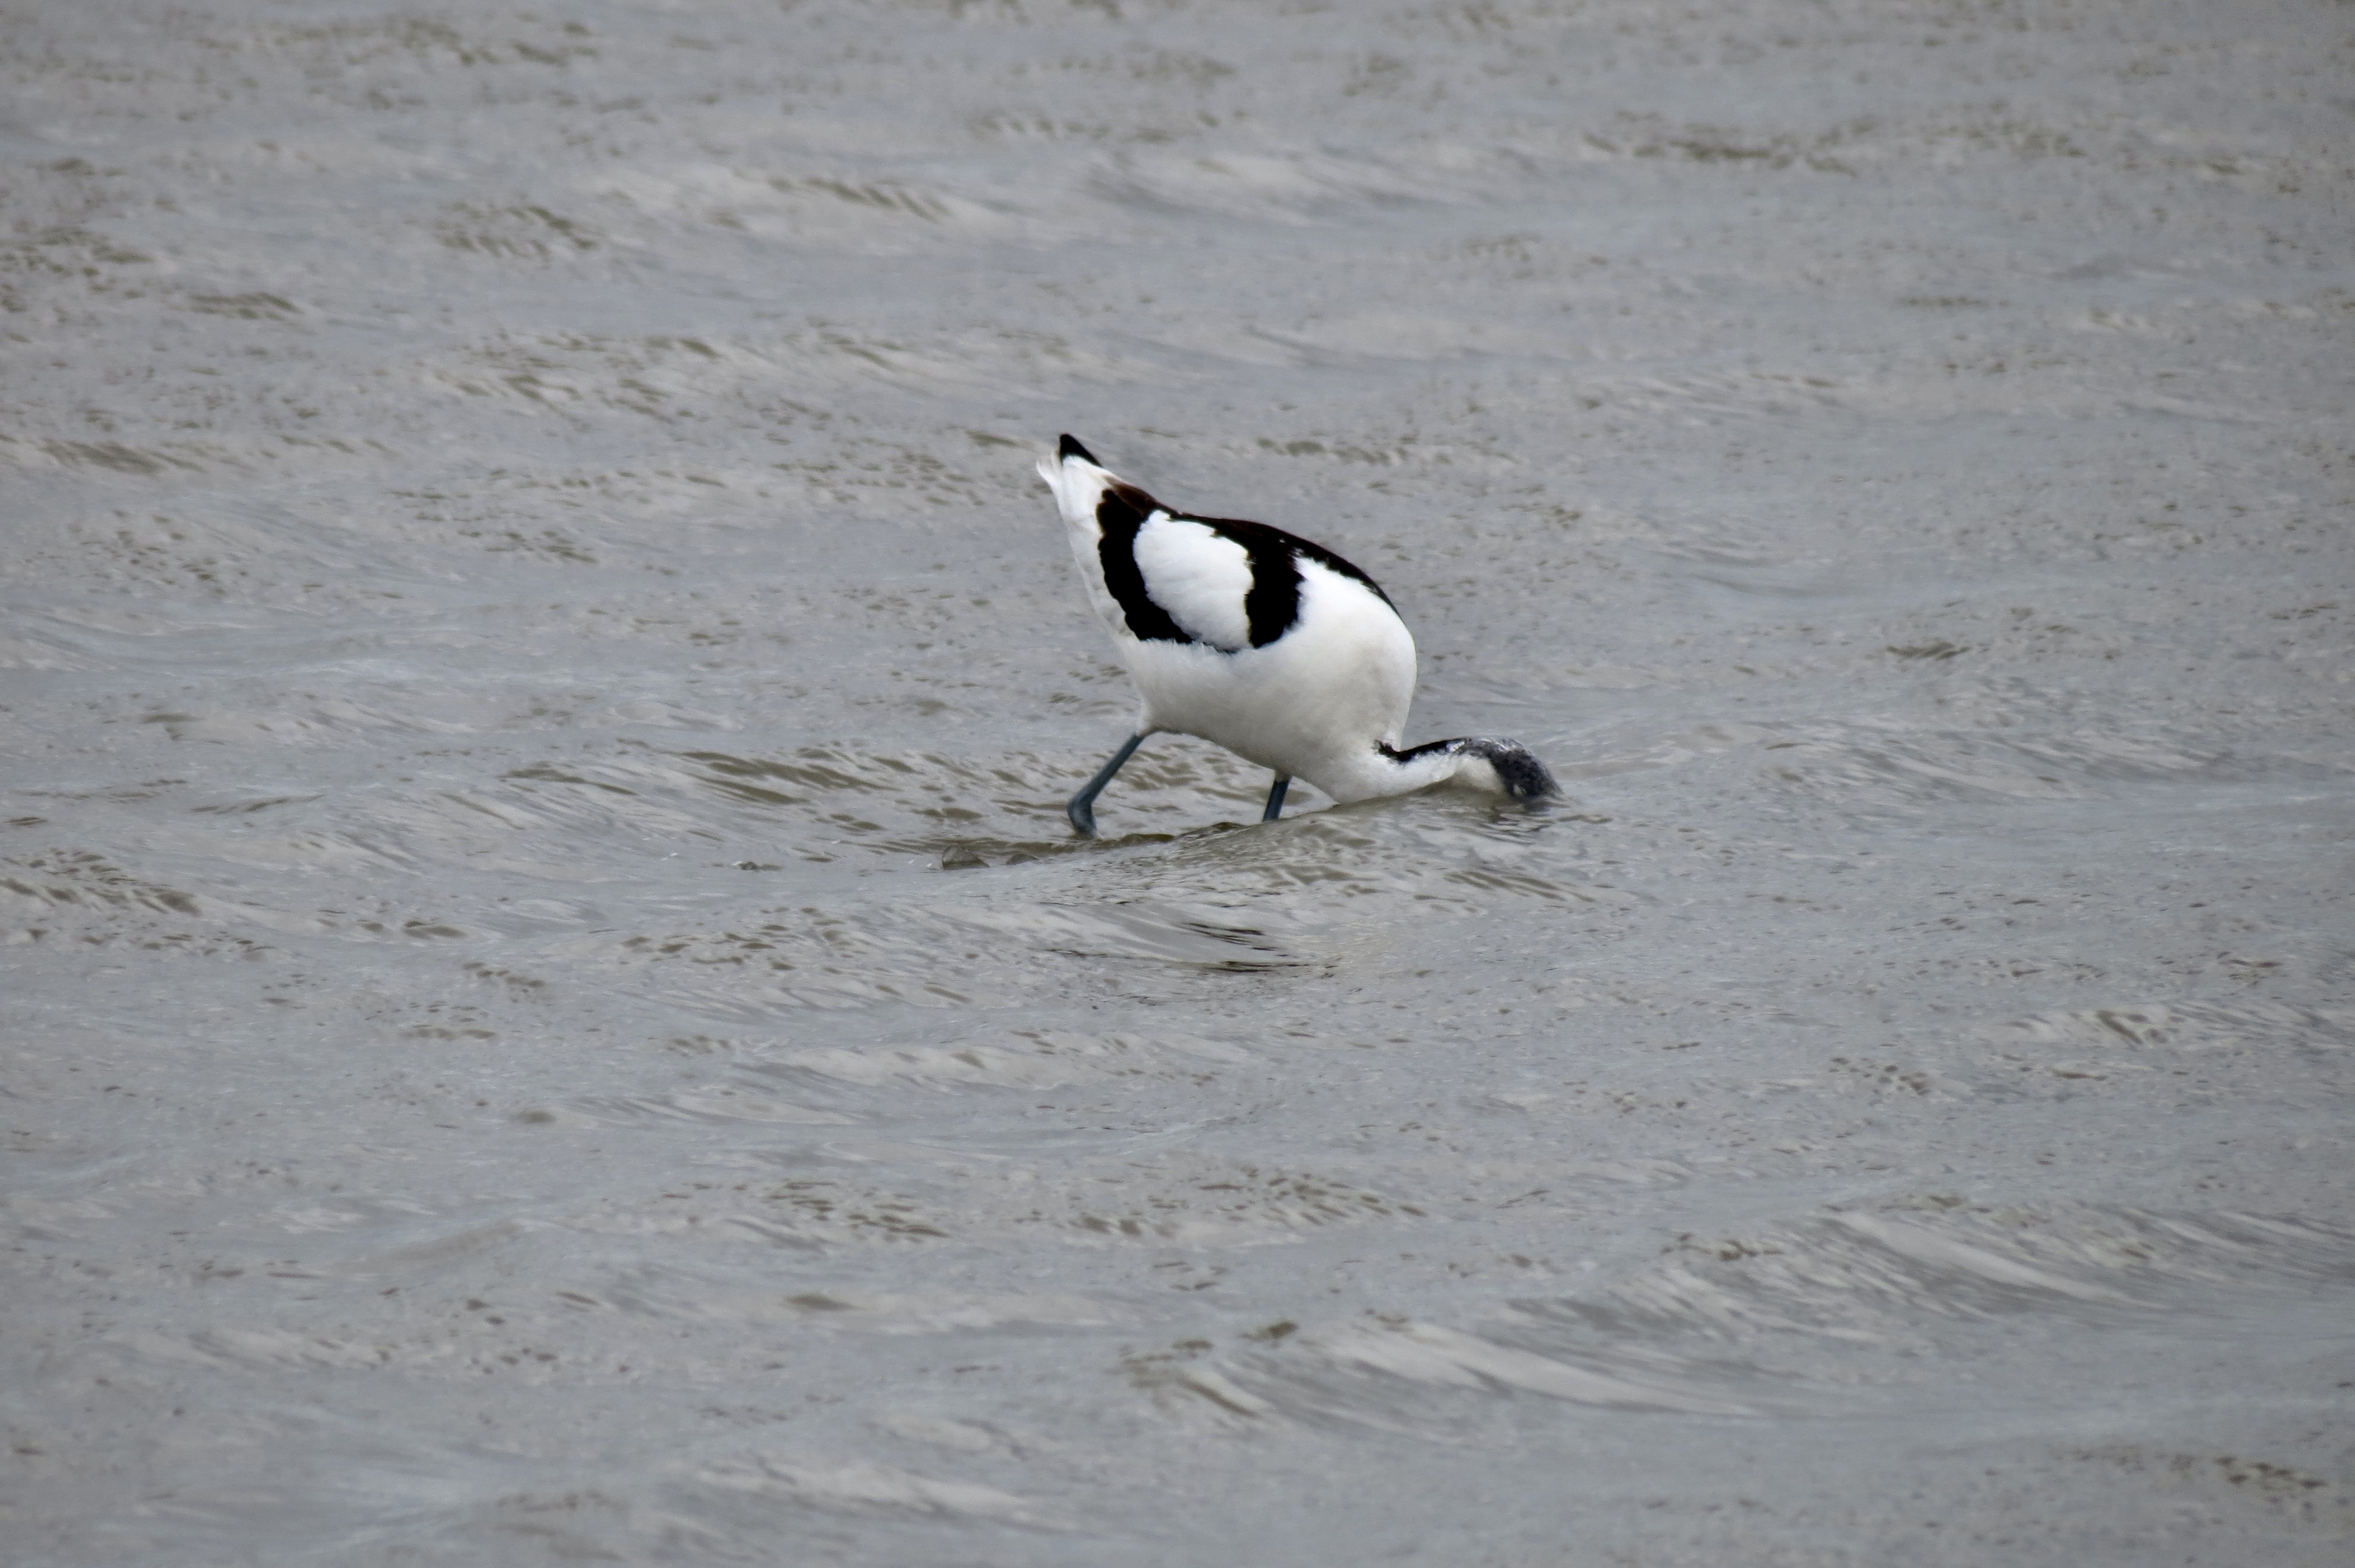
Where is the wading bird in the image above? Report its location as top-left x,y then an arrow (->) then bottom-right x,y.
1039,435 -> 1557,836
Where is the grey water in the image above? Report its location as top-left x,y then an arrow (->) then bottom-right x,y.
4,2 -> 2352,1563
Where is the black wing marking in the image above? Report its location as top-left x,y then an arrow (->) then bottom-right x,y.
1174,514 -> 1395,647
1093,480 -> 1195,645
1089,468 -> 1395,650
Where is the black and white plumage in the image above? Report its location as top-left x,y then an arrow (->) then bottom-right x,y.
1039,435 -> 1557,835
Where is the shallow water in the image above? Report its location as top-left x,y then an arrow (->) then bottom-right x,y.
4,1 -> 2353,1563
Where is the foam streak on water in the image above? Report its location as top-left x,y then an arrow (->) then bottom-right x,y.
4,2 -> 2352,1564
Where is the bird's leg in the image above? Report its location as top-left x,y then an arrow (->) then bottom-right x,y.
1067,733 -> 1147,838
1262,774 -> 1290,823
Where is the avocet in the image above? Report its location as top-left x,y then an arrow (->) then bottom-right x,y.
1039,435 -> 1557,835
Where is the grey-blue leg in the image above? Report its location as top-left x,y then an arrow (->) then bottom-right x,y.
1262,774 -> 1289,822
1067,732 -> 1147,838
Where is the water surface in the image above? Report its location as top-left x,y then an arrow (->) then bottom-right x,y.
4,2 -> 2353,1563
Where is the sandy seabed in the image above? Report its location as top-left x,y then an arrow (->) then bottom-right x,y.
3,2 -> 2351,1563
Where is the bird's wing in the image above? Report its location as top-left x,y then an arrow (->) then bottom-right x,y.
1130,514 -> 1255,651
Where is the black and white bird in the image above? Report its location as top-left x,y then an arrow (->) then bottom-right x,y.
1039,435 -> 1557,836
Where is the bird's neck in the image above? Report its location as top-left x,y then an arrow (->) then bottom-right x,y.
1341,738 -> 1549,804
1323,740 -> 1472,802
